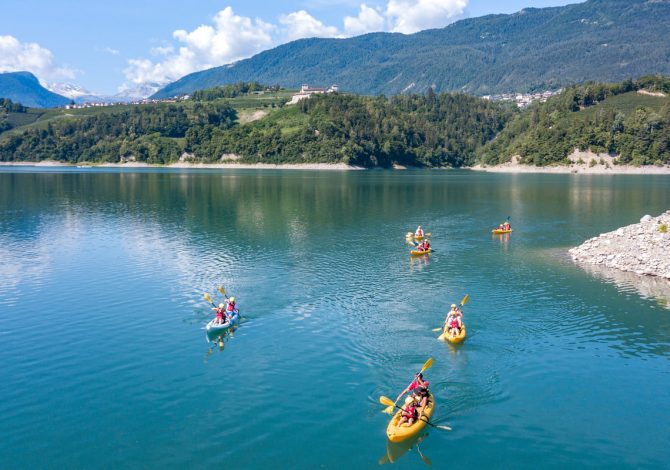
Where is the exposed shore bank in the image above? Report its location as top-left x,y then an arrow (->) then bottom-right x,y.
569,211 -> 670,280
471,151 -> 670,174
0,161 -> 365,170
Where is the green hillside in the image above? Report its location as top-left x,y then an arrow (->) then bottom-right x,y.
154,0 -> 670,98
478,77 -> 670,166
0,87 -> 514,167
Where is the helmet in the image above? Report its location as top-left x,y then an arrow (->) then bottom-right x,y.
451,304 -> 457,308
404,396 -> 414,405
218,303 -> 224,309
230,297 -> 235,302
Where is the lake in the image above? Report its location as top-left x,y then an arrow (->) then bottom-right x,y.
1,168 -> 669,469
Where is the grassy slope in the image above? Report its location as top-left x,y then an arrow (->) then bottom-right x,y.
577,92 -> 668,117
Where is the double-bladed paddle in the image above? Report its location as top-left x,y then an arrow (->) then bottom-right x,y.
379,395 -> 452,431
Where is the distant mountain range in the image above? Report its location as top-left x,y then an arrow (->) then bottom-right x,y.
153,0 -> 670,99
48,82 -> 163,104
0,73 -> 163,108
0,72 -> 69,108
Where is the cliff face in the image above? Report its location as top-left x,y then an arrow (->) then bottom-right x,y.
569,211 -> 670,279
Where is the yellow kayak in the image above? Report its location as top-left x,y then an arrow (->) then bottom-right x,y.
439,324 -> 467,343
410,248 -> 431,256
492,229 -> 513,234
386,394 -> 435,442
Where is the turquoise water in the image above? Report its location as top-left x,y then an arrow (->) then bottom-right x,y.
1,168 -> 669,469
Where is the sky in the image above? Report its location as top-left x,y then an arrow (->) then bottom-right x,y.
1,0 -> 581,94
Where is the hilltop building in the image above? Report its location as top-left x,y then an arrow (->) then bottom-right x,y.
288,84 -> 339,104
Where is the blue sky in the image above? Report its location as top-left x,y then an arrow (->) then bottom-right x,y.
1,0 -> 580,94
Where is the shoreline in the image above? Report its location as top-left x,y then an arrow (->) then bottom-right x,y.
1,160 -> 670,174
0,161 -> 366,170
469,164 -> 670,175
470,150 -> 670,175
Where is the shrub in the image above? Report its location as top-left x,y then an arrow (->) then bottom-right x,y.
589,158 -> 597,167
659,223 -> 668,233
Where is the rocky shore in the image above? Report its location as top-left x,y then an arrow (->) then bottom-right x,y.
569,211 -> 670,279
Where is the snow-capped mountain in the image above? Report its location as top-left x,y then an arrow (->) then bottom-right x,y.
47,82 -> 92,100
114,83 -> 163,101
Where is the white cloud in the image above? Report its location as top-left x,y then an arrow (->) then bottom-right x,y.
0,35 -> 75,82
123,6 -> 274,86
104,47 -> 120,56
344,4 -> 385,36
386,0 -> 468,34
279,10 -> 340,41
123,1 -> 470,87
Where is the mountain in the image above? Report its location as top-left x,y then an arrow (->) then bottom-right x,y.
153,0 -> 670,99
48,82 -> 162,104
0,72 -> 70,108
115,83 -> 163,101
48,82 -> 92,100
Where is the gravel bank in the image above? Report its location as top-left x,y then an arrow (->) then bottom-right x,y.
569,211 -> 670,279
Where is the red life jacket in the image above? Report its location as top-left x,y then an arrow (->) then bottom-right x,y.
402,404 -> 417,420
227,302 -> 235,312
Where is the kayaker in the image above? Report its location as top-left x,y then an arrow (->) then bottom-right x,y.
415,226 -> 424,237
394,372 -> 430,405
398,396 -> 418,427
445,304 -> 462,334
212,303 -> 227,325
503,221 -> 511,230
413,386 -> 430,418
422,239 -> 431,251
225,297 -> 237,316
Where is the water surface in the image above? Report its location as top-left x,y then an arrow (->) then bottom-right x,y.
1,168 -> 669,469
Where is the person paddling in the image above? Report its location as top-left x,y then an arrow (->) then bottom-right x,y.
225,296 -> 238,317
412,386 -> 431,419
398,396 -> 418,426
415,226 -> 424,237
394,372 -> 430,406
445,303 -> 462,335
212,303 -> 227,325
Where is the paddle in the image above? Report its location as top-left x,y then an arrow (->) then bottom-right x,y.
218,285 -> 240,317
406,232 -> 432,238
432,294 -> 470,332
203,292 -> 215,306
383,358 -> 434,414
379,396 -> 452,431
410,238 -> 435,252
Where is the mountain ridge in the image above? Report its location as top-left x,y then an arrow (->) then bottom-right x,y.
0,72 -> 70,108
153,0 -> 670,99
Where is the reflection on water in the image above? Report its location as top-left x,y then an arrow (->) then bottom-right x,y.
380,433 -> 432,466
575,262 -> 670,310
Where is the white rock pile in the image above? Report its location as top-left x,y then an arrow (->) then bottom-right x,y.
569,210 -> 670,279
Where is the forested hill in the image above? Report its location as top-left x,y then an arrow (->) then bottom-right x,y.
153,0 -> 670,99
0,91 -> 514,167
478,76 -> 670,166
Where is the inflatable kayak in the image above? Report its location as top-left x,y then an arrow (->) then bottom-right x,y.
492,229 -> 513,234
206,311 -> 239,332
440,324 -> 466,343
386,393 -> 435,442
410,249 -> 431,256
